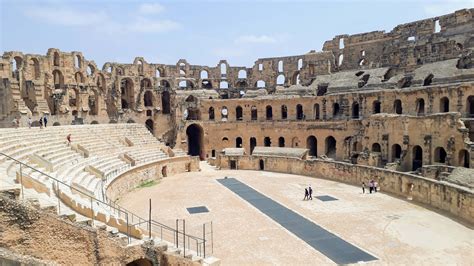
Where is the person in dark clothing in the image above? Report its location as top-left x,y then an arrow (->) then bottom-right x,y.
362,182 -> 366,194
43,115 -> 48,127
308,185 -> 313,200
304,188 -> 309,200
369,180 -> 374,194
39,118 -> 43,129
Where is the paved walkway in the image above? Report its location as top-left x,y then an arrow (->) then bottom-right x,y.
218,177 -> 377,264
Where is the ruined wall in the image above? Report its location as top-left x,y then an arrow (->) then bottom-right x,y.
217,155 -> 474,225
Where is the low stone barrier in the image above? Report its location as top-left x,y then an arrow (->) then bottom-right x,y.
218,155 -> 474,225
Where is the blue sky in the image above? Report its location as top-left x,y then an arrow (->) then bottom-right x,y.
1,0 -> 473,68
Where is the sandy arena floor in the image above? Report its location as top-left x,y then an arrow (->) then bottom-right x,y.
118,162 -> 474,265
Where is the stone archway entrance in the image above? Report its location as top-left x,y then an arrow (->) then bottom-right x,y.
186,124 -> 204,160
126,258 -> 152,266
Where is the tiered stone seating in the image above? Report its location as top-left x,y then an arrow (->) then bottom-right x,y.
0,123 -> 177,239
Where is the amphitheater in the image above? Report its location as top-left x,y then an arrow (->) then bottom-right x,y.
0,8 -> 474,265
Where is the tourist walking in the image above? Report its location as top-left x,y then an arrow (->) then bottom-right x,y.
374,181 -> 378,193
304,188 -> 309,200
39,117 -> 43,129
43,115 -> 48,127
308,185 -> 313,200
369,180 -> 374,194
66,134 -> 71,146
27,117 -> 32,129
362,182 -> 366,194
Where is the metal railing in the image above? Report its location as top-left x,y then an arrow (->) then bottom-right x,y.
0,152 -> 213,258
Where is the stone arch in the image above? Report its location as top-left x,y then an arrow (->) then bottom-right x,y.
220,81 -> 229,89
30,58 -> 40,79
278,60 -> 283,72
313,104 -> 320,120
434,147 -> 447,163
416,98 -> 425,115
52,70 -> 64,89
467,95 -> 474,117
238,70 -> 247,79
144,91 -> 154,107
251,106 -> 258,120
264,137 -> 271,147
266,105 -> 273,120
75,72 -> 84,83
373,100 -> 381,114
126,258 -> 153,266
281,105 -> 288,119
394,99 -> 403,114
276,74 -> 285,85
200,69 -> 209,79
325,136 -> 336,159
333,103 -> 341,117
352,102 -> 360,119
278,137 -> 285,147
296,104 -> 304,120
459,149 -> 470,168
250,137 -> 257,154
221,106 -> 228,120
423,74 -> 434,86
412,145 -> 423,171
74,54 -> 81,68
372,143 -> 381,152
256,80 -> 266,88
236,137 -> 243,148
391,144 -> 402,162
121,78 -> 134,110
161,91 -> 171,114
186,124 -> 204,160
440,97 -> 449,112
208,107 -> 215,120
145,119 -> 154,133
53,52 -> 60,66
306,136 -> 317,157
236,106 -> 243,120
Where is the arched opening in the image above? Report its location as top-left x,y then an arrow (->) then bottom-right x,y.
238,70 -> 247,79
459,149 -> 470,168
250,137 -> 257,154
352,102 -> 360,119
399,76 -> 412,88
313,104 -> 320,120
278,137 -> 285,147
416,98 -> 425,115
236,106 -> 243,120
221,106 -> 228,120
161,91 -> 171,114
373,100 -> 381,114
52,70 -> 64,90
259,159 -> 265,170
161,80 -> 170,88
264,137 -> 271,147
296,104 -> 304,120
220,81 -> 229,89
53,52 -> 60,66
434,147 -> 447,163
30,58 -> 40,79
278,60 -> 283,72
391,144 -> 402,162
186,107 -> 200,120
202,80 -> 212,89
333,103 -> 341,117
338,54 -> 344,66
382,68 -> 395,82
200,70 -> 209,79
220,63 -> 227,75
394,100 -> 403,114
256,80 -> 266,88
145,119 -> 154,133
412,145 -> 423,171
121,78 -> 134,110
144,91 -> 153,107
266,105 -> 273,120
156,68 -> 161,77
126,258 -> 153,266
236,137 -> 242,148
251,106 -> 258,121
467,96 -> 474,117
74,55 -> 81,68
440,97 -> 449,112
281,105 -> 288,119
162,166 -> 168,177
186,124 -> 204,160
75,72 -> 84,83
325,136 -> 336,159
208,107 -> 215,120
423,74 -> 434,86
372,143 -> 381,153
306,136 -> 317,157
297,58 -> 303,70
276,74 -> 285,85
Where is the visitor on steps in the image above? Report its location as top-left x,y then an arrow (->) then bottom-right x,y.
43,115 -> 48,127
308,185 -> 313,200
39,118 -> 43,129
362,182 -> 366,194
304,188 -> 308,200
67,134 -> 71,146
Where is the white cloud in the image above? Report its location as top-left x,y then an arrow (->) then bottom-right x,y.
24,6 -> 108,26
127,17 -> 180,33
235,35 -> 277,44
138,3 -> 165,15
423,0 -> 474,16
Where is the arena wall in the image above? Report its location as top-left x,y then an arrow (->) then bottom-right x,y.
217,155 -> 474,225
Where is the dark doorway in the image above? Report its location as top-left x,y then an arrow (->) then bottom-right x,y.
391,144 -> 402,162
145,119 -> 153,134
127,258 -> 152,266
394,100 -> 402,114
264,137 -> 271,147
236,137 -> 242,148
162,91 -> 171,114
412,145 -> 423,171
230,160 -> 237,169
306,136 -> 317,157
250,137 -> 257,154
278,137 -> 285,147
296,104 -> 304,120
325,136 -> 336,159
161,166 -> 167,177
459,149 -> 470,168
259,159 -> 264,170
266,105 -> 273,120
186,124 -> 204,159
352,102 -> 360,119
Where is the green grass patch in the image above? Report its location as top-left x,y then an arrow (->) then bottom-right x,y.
136,179 -> 158,189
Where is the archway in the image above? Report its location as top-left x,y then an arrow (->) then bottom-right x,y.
162,91 -> 171,114
306,136 -> 317,157
264,137 -> 271,147
266,105 -> 273,120
412,145 -> 423,171
278,137 -> 285,147
459,149 -> 470,168
126,258 -> 152,266
144,91 -> 153,107
467,96 -> 474,117
440,97 -> 449,112
434,147 -> 447,163
250,137 -> 257,154
259,159 -> 265,170
352,102 -> 360,119
296,104 -> 304,120
186,124 -> 204,160
391,144 -> 402,162
236,137 -> 242,148
394,100 -> 402,114
325,136 -> 336,159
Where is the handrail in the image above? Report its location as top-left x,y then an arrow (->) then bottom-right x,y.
0,151 -> 211,257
